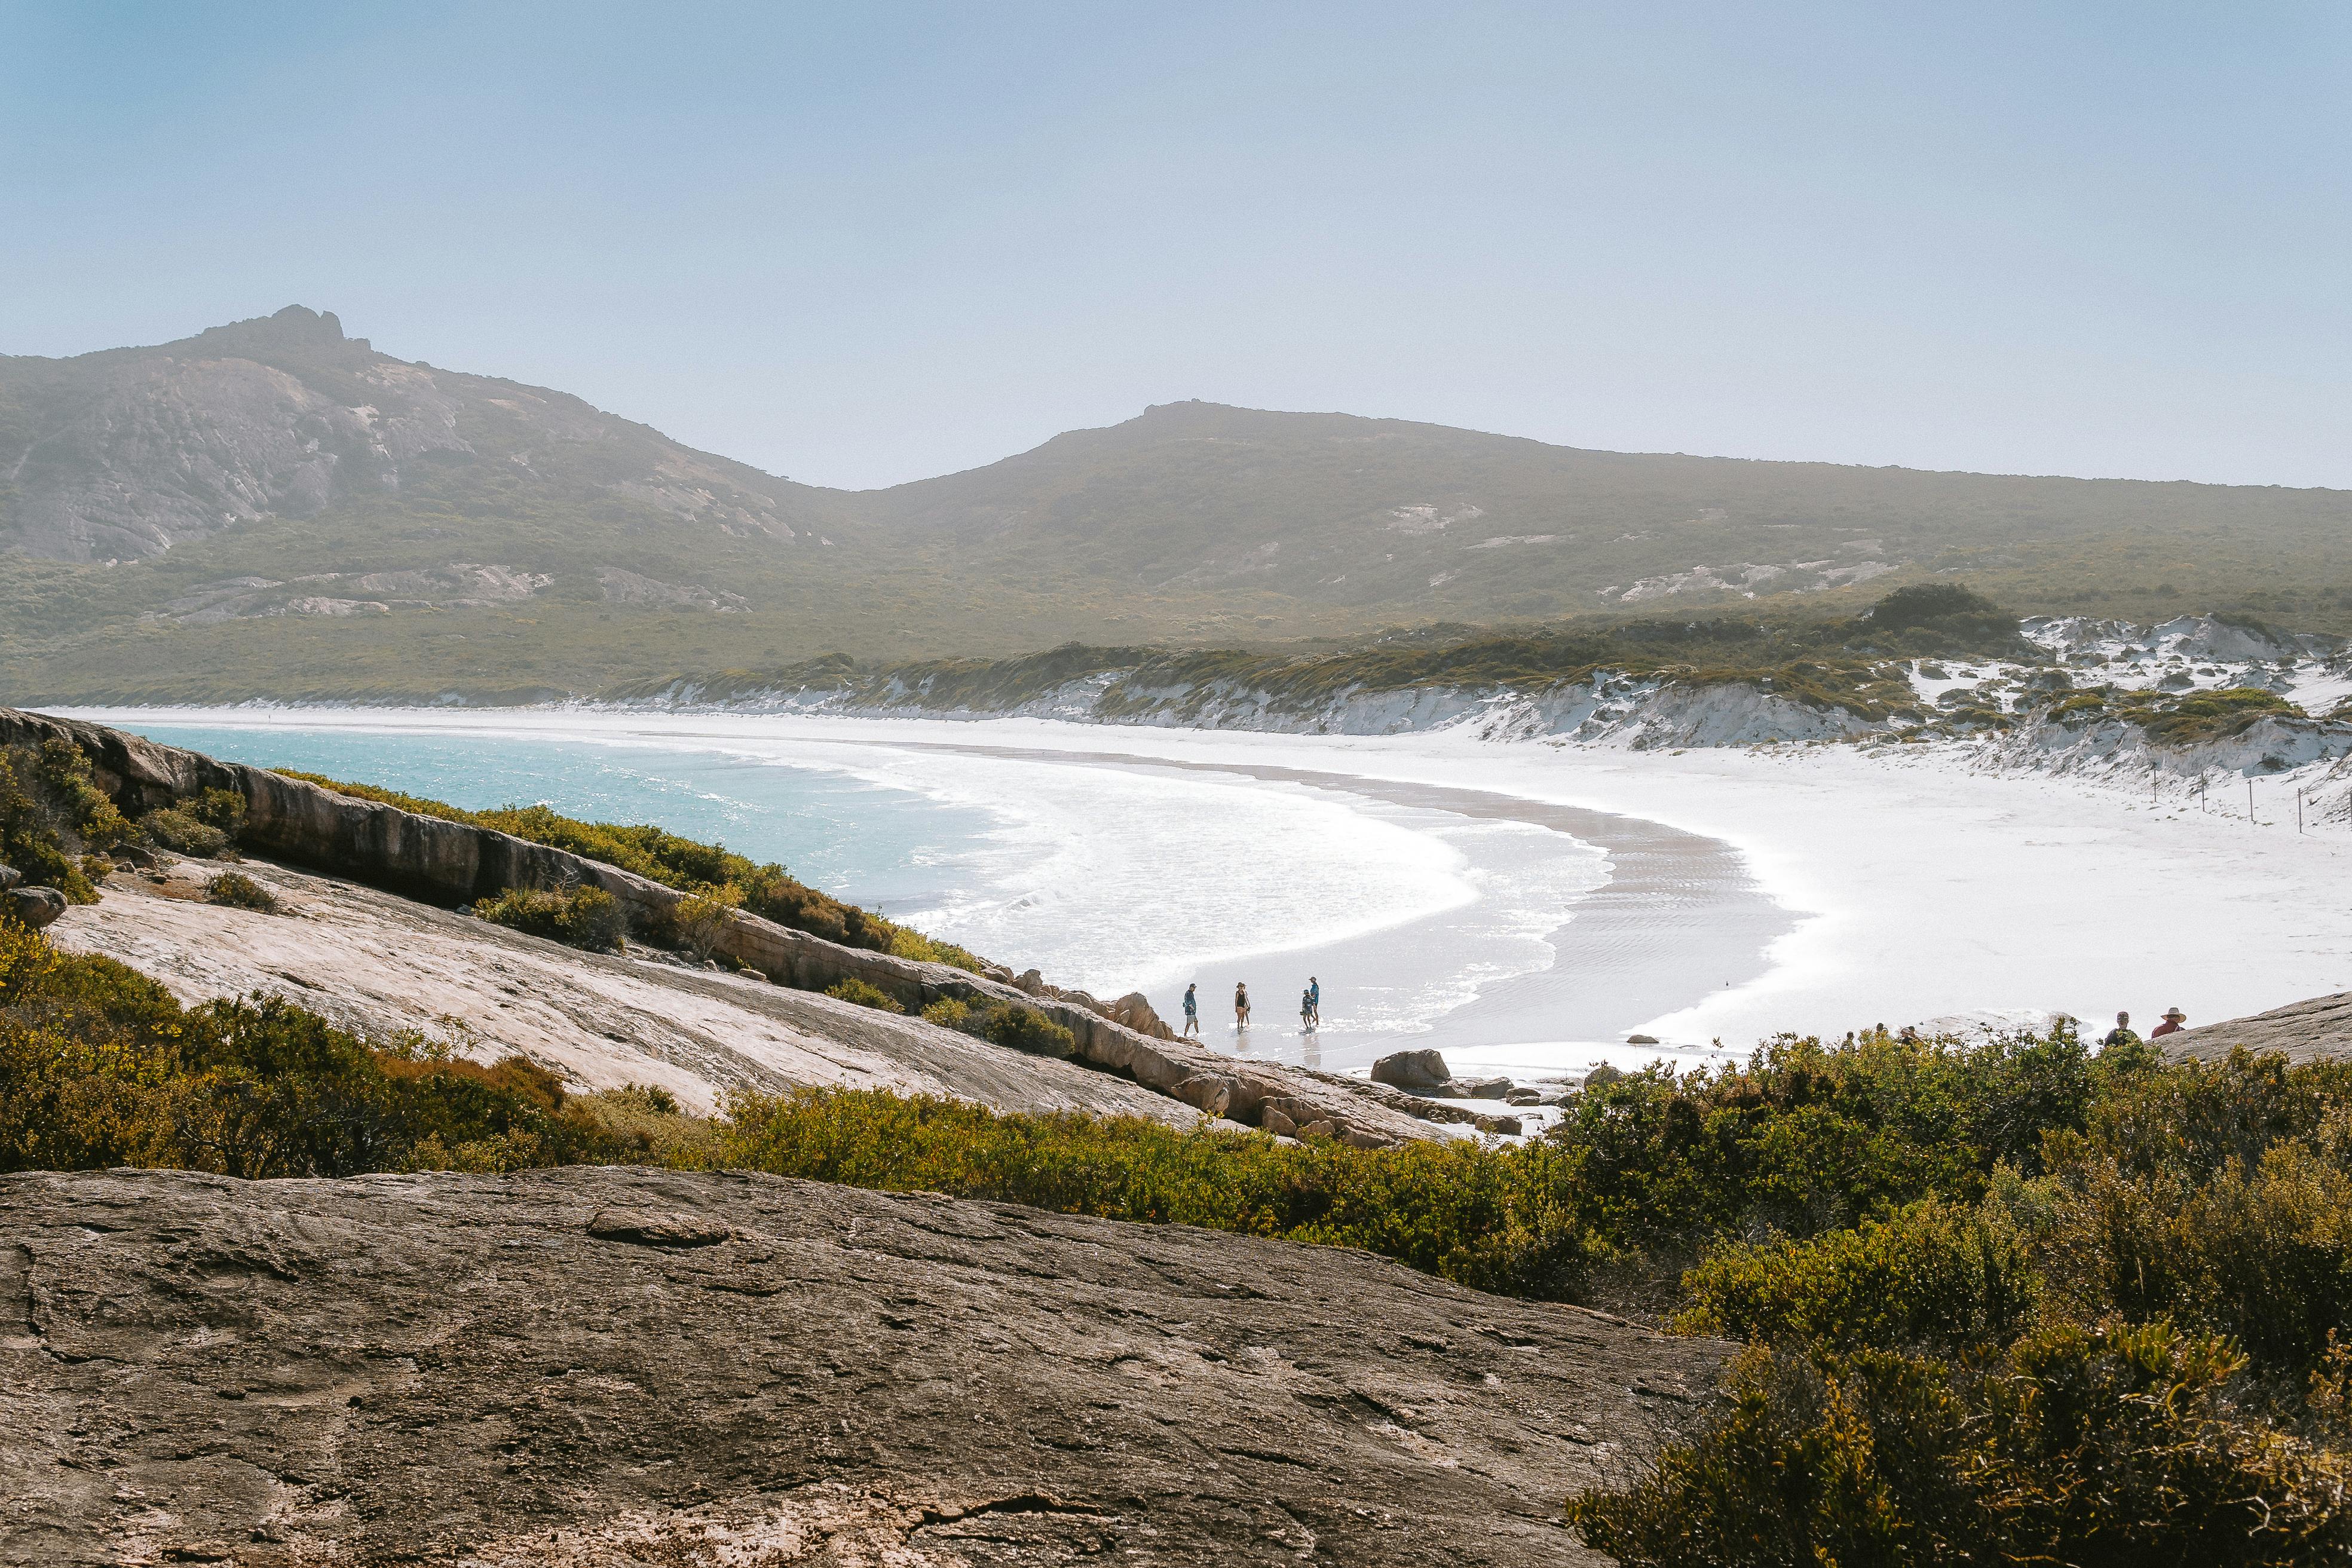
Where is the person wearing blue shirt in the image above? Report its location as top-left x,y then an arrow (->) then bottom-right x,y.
1181,982 -> 1200,1037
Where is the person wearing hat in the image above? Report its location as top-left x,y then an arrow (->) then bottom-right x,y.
2149,1007 -> 2188,1039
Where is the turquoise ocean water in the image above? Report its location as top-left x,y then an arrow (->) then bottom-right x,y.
132,725 -> 1004,921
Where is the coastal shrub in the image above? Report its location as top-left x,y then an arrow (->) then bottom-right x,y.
669,883 -> 742,959
272,772 -> 988,969
920,997 -> 973,1030
577,1083 -> 722,1166
1568,1325 -> 2352,1567
139,807 -> 230,858
204,871 -> 280,912
0,921 -> 628,1176
822,977 -> 905,1013
979,1003 -> 1076,1058
473,885 -> 627,952
0,740 -> 137,900
911,994 -> 1071,1056
1674,1196 -> 2036,1352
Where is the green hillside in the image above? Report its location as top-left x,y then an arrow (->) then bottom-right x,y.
3,310 -> 2348,705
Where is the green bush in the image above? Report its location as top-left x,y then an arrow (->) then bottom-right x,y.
0,740 -> 136,900
920,997 -> 973,1030
980,1002 -> 1076,1058
139,807 -> 229,857
575,1082 -> 721,1166
1676,1196 -> 2035,1352
472,884 -> 627,952
1570,1325 -> 2352,1567
0,920 -> 630,1177
822,977 -> 906,1013
909,994 -> 1074,1058
667,883 -> 742,959
204,872 -> 280,912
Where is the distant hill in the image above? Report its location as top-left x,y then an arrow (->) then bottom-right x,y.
855,397 -> 2352,627
3,308 -> 2348,704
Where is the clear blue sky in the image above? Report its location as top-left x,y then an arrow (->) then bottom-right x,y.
4,2 -> 2346,491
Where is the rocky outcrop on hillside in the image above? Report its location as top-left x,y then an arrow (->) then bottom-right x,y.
50,859 -> 1199,1124
1,1167 -> 1727,1566
1,707 -> 1437,1145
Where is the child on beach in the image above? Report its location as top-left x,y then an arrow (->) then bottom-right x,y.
1235,982 -> 1251,1029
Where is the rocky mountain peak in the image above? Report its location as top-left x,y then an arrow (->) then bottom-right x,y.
175,304 -> 369,359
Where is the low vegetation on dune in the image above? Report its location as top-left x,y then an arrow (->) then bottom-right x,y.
7,902 -> 2351,1560
655,582 -> 2027,725
272,771 -> 987,969
2047,682 -> 2304,743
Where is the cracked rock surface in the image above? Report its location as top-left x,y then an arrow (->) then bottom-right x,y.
1,1168 -> 1726,1566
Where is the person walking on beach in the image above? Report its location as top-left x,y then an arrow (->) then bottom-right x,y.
1307,975 -> 1321,1027
2102,1011 -> 2141,1050
1300,985 -> 1316,1032
2151,1006 -> 2187,1039
1181,982 -> 1200,1038
1235,981 -> 1251,1030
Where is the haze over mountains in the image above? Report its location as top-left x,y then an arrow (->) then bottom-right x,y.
3,307 -> 2348,704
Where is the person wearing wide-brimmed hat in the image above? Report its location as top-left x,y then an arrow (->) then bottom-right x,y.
2149,1006 -> 2188,1040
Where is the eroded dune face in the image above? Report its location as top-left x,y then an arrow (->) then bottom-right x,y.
2,1167 -> 1728,1567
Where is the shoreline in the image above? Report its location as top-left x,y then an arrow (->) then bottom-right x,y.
61,705 -> 2352,1068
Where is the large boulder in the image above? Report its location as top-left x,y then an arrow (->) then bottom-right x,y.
5,884 -> 66,930
0,863 -> 19,890
1371,1048 -> 1453,1095
3,1166 -> 1730,1566
1104,990 -> 1175,1039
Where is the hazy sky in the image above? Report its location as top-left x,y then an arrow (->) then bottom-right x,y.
4,3 -> 2347,491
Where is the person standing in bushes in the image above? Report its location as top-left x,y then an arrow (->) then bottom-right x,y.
1181,982 -> 1200,1037
2151,1006 -> 2188,1039
1234,981 -> 1251,1031
2102,1010 -> 2141,1049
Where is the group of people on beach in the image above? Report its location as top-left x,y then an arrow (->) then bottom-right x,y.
1857,1005 -> 2189,1051
1180,976 -> 1319,1036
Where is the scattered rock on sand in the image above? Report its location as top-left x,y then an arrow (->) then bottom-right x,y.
1456,1074 -> 1514,1100
1625,1033 -> 1660,1045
